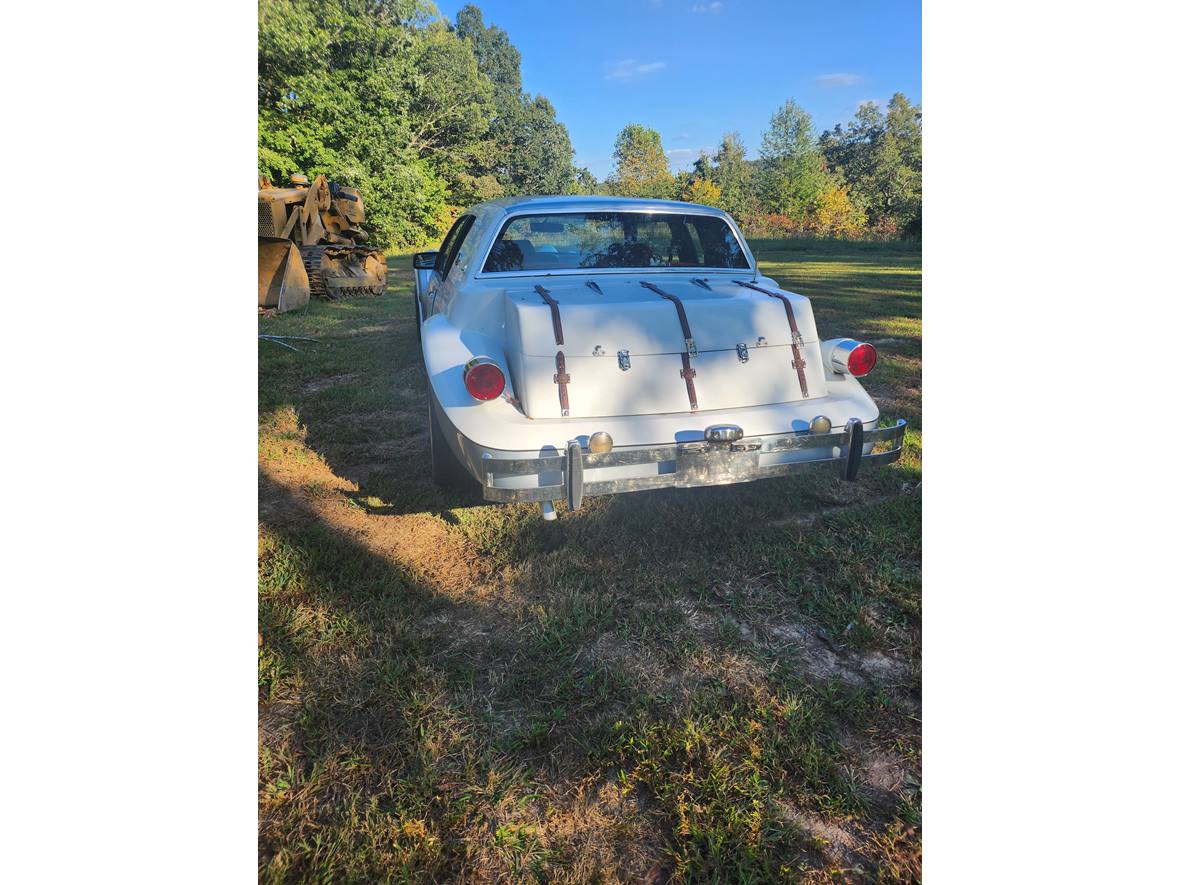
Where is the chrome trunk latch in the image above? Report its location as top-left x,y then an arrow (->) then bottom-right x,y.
736,343 -> 749,363
617,349 -> 631,371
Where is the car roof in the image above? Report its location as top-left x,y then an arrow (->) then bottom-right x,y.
466,195 -> 732,219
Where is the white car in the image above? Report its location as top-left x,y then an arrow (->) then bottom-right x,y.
413,196 -> 905,520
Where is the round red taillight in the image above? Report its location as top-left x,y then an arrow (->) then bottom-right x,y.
463,360 -> 505,401
846,343 -> 877,377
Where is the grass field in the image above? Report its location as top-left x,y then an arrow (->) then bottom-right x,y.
258,241 -> 922,882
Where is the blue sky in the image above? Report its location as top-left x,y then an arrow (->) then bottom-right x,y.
435,0 -> 922,180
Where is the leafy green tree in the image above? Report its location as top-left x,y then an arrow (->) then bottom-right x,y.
679,176 -> 724,208
886,92 -> 922,171
454,5 -> 574,195
699,132 -> 754,218
820,93 -> 922,233
258,0 -> 494,246
571,166 -> 600,195
497,96 -> 575,194
883,93 -> 922,233
404,23 -> 498,205
813,183 -> 867,237
691,150 -> 713,181
819,102 -> 883,194
758,99 -> 828,217
455,4 -> 521,108
607,124 -> 675,198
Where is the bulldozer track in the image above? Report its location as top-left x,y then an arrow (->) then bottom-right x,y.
298,246 -> 331,299
298,245 -> 387,300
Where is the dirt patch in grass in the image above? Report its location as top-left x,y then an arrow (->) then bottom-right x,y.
341,322 -> 398,337
860,746 -> 907,794
668,589 -> 911,690
536,777 -> 667,883
770,487 -> 917,528
300,372 -> 358,393
766,622 -> 909,687
781,803 -> 866,873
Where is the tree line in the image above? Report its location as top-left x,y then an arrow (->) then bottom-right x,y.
592,95 -> 921,239
259,0 -> 920,247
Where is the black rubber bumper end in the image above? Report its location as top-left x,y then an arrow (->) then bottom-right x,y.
843,418 -> 864,482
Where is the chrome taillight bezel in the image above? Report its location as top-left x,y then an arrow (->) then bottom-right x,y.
462,357 -> 506,402
826,338 -> 878,377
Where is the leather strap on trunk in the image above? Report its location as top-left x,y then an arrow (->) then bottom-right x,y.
534,284 -> 564,345
641,281 -> 700,412
679,352 -> 699,412
736,280 -> 810,398
639,281 -> 697,356
553,351 -> 571,417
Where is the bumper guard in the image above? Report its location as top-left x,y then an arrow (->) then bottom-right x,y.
480,419 -> 907,509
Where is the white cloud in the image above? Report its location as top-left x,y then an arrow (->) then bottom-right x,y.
604,59 -> 667,81
691,1 -> 724,12
665,147 -> 708,170
815,72 -> 864,87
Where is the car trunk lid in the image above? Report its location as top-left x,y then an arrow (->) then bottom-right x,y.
503,276 -> 827,419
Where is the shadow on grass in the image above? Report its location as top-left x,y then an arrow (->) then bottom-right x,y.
260,448 -> 921,879
259,470 -> 519,880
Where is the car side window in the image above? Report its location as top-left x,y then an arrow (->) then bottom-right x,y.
436,215 -> 475,281
433,217 -> 465,278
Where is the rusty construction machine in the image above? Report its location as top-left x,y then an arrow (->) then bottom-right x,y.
258,173 -> 388,312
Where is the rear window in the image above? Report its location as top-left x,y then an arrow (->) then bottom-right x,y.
481,212 -> 750,273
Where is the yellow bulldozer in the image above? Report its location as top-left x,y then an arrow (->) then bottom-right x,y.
257,173 -> 388,312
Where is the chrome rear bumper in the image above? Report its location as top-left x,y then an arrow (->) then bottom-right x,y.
477,419 -> 907,508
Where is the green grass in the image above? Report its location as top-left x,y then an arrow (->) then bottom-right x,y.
258,245 -> 922,882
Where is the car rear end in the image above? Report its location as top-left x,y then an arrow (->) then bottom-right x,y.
419,199 -> 906,518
